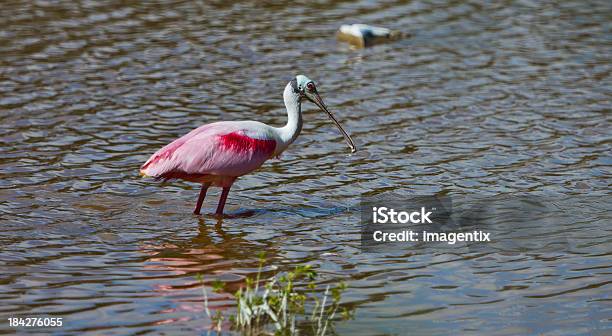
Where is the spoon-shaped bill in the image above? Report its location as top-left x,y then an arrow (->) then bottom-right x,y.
307,92 -> 357,153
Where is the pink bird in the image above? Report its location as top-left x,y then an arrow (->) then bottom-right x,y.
140,75 -> 356,216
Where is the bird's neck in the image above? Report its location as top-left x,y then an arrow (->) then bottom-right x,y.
276,84 -> 303,151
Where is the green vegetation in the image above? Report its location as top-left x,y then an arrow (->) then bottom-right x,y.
198,253 -> 353,335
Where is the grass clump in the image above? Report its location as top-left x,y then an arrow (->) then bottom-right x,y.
199,253 -> 352,335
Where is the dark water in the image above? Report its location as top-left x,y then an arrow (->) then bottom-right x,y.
1,0 -> 611,335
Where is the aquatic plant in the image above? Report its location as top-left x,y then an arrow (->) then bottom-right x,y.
198,253 -> 352,335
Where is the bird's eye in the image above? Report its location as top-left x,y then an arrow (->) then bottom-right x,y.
306,82 -> 315,91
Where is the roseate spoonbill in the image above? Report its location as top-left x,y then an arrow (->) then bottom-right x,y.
140,75 -> 356,216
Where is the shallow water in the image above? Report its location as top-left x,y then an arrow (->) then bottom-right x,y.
1,0 -> 611,335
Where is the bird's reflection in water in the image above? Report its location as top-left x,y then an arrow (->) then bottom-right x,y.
140,216 -> 280,324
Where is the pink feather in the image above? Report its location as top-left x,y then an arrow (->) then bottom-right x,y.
141,121 -> 277,186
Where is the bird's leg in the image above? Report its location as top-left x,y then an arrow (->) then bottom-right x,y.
194,182 -> 211,215
215,185 -> 232,216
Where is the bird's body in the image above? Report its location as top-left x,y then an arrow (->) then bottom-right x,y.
141,75 -> 355,216
337,24 -> 403,48
141,121 -> 279,187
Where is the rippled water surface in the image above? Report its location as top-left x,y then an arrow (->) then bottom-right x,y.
1,0 -> 611,335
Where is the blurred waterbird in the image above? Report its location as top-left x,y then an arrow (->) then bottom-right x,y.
337,24 -> 403,48
140,75 -> 356,215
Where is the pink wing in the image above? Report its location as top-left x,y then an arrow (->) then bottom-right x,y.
141,122 -> 277,182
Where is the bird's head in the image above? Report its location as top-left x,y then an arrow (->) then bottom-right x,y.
290,75 -> 357,153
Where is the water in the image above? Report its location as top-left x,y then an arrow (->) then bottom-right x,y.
1,0 -> 610,335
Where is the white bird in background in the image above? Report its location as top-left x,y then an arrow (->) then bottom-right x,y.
337,23 -> 403,47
